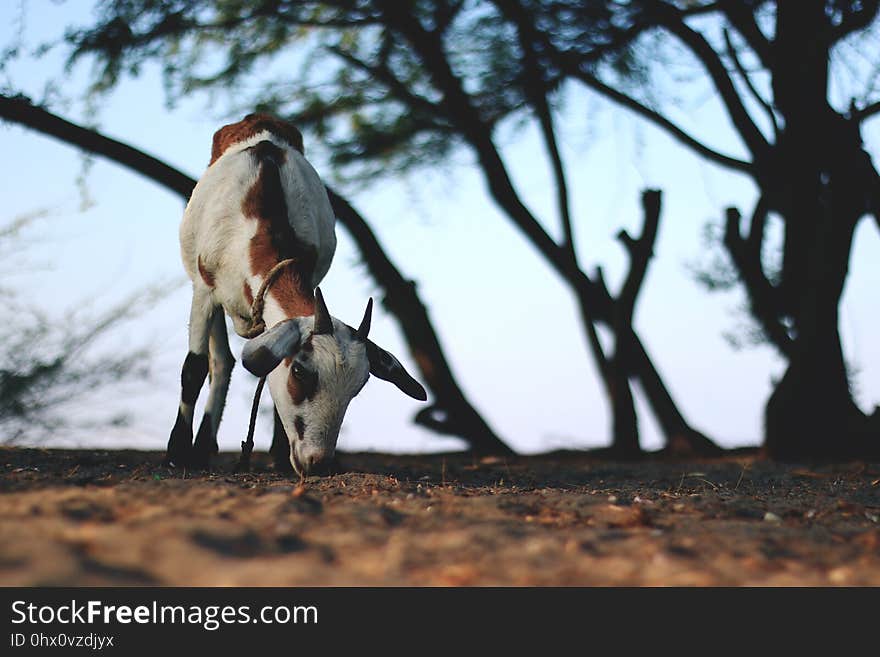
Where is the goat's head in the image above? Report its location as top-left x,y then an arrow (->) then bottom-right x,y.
241,288 -> 426,475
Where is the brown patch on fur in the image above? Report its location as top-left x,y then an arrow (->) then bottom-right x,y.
197,255 -> 215,287
241,140 -> 318,318
210,113 -> 304,165
287,372 -> 306,406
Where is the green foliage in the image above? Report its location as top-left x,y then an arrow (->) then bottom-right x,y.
59,1 -> 643,183
687,219 -> 739,293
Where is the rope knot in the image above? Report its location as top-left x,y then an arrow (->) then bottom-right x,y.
245,258 -> 297,338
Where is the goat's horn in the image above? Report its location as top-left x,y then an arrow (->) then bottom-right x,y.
356,298 -> 373,342
313,287 -> 334,335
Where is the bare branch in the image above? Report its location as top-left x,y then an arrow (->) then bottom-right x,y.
723,28 -> 778,137
500,5 -> 754,174
573,68 -> 753,174
853,99 -> 880,122
723,202 -> 792,356
616,190 -> 662,325
650,0 -> 770,159
718,0 -> 773,69
506,1 -> 578,260
325,44 -> 444,120
0,94 -> 196,199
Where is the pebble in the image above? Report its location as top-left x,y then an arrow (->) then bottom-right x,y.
764,511 -> 782,523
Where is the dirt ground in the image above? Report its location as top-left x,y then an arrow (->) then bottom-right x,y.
1,447 -> 879,586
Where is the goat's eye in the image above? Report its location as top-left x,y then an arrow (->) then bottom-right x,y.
292,362 -> 305,378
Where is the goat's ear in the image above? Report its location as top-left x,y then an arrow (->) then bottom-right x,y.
242,319 -> 302,377
366,341 -> 428,401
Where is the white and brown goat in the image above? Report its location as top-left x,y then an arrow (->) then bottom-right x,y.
166,114 -> 426,475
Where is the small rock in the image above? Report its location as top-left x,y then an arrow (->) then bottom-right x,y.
608,495 -> 618,504
764,511 -> 782,523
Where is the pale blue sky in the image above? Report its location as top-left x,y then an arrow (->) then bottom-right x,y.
2,1 -> 879,454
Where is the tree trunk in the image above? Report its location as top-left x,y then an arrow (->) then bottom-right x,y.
764,1 -> 879,459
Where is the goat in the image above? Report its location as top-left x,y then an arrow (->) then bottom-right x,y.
166,114 -> 426,475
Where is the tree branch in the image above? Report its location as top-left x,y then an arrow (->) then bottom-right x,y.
853,99 -> 880,123
723,28 -> 778,138
325,43 -> 445,121
718,0 -> 773,69
507,2 -> 578,260
509,11 -> 754,175
0,94 -> 197,199
383,4 -> 719,455
616,190 -> 661,326
723,201 -> 792,356
606,189 -> 662,458
573,68 -> 753,174
650,0 -> 770,160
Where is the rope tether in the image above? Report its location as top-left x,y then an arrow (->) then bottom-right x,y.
235,258 -> 297,473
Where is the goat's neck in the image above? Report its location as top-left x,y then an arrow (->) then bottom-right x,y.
258,280 -> 316,330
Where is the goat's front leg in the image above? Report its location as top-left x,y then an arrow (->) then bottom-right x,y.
190,309 -> 235,469
165,288 -> 213,467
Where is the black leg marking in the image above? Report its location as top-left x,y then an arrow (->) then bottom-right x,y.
181,352 -> 209,405
165,352 -> 209,468
270,406 -> 294,474
165,410 -> 192,467
190,412 -> 216,469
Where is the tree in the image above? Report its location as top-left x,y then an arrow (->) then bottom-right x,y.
522,0 -> 880,458
61,0 -> 880,459
58,0 -> 722,456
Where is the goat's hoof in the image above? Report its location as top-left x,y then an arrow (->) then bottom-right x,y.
166,412 -> 193,468
188,415 -> 217,470
163,447 -> 191,469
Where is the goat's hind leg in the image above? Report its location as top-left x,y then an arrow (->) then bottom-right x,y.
190,309 -> 235,469
165,288 -> 213,467
270,406 -> 294,474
